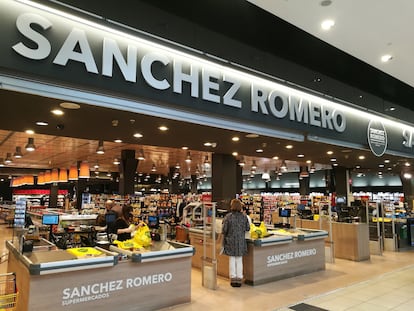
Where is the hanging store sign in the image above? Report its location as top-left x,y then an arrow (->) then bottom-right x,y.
0,0 -> 414,157
367,120 -> 387,157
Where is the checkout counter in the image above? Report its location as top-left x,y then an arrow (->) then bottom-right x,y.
6,234 -> 194,311
189,223 -> 328,286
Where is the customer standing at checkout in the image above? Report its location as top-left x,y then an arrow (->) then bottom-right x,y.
222,198 -> 250,287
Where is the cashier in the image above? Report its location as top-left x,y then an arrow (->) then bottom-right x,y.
112,205 -> 135,241
113,205 -> 145,241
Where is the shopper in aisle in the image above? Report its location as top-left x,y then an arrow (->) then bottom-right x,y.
113,204 -> 135,241
222,198 -> 250,287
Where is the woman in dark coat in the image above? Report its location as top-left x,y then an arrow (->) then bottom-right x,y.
222,198 -> 250,287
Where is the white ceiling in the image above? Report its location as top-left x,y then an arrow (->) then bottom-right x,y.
248,0 -> 414,89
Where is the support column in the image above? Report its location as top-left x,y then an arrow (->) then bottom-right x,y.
119,150 -> 138,196
332,166 -> 351,205
211,153 -> 242,203
400,173 -> 414,211
49,183 -> 58,208
298,166 -> 310,195
168,167 -> 180,194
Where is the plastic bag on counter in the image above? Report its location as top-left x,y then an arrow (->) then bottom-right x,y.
249,221 -> 268,239
133,223 -> 152,247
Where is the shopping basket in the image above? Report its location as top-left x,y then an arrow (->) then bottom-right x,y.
0,272 -> 18,310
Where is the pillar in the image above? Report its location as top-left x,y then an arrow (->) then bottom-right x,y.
400,173 -> 414,211
211,153 -> 242,203
299,166 -> 310,195
168,166 -> 180,194
119,150 -> 138,196
49,183 -> 58,208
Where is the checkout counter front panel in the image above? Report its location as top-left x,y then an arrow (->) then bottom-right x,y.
6,239 -> 194,311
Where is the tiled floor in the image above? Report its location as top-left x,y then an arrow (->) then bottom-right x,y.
1,223 -> 413,310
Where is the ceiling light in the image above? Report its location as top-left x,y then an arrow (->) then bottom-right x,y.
403,173 -> 412,179
114,139 -> 122,143
327,151 -> 333,155
203,155 -> 210,169
332,163 -> 339,166
113,158 -> 120,165
69,165 -> 78,181
232,136 -> 240,142
181,146 -> 189,150
286,145 -> 293,149
358,155 -> 366,160
261,172 -> 270,180
405,162 -> 411,167
239,157 -> 246,167
106,172 -> 112,177
381,54 -> 393,62
175,163 -> 181,169
158,125 -> 168,131
204,142 -> 212,147
185,151 -> 192,163
0,159 -> 4,167
4,153 -> 12,164
51,109 -> 64,116
321,19 -> 335,30
252,160 -> 257,170
79,161 -> 90,179
384,159 -> 390,163
25,129 -> 34,135
13,147 -> 23,158
133,133 -> 143,138
96,140 -> 105,154
245,133 -> 259,138
138,149 -> 145,161
94,162 -> 100,169
60,102 -> 80,109
330,158 -> 337,162
151,164 -> 157,172
272,156 -> 279,160
25,138 -> 36,152
232,152 -> 238,156
297,154 -> 305,158
36,121 -> 48,126
256,149 -> 263,153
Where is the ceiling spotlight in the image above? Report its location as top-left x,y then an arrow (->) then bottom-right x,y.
4,153 -> 13,164
381,54 -> 393,62
185,151 -> 192,163
151,164 -> 157,172
251,160 -> 257,170
133,133 -> 143,138
13,147 -> 23,158
113,158 -> 120,165
239,157 -> 246,167
114,139 -> 122,143
232,136 -> 240,142
138,149 -> 145,161
94,162 -> 100,169
25,138 -> 36,152
158,125 -> 168,131
51,109 -> 64,116
321,19 -> 335,30
96,140 -> 105,154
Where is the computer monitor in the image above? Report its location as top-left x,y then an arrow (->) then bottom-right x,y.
148,215 -> 159,229
42,214 -> 59,225
279,208 -> 291,218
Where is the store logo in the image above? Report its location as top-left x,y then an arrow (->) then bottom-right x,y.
367,120 -> 387,157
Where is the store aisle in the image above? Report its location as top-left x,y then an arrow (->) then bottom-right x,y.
1,223 -> 413,310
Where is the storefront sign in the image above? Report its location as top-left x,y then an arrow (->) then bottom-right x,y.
1,0 -> 414,157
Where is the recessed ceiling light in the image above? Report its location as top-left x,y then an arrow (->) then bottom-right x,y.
51,109 -> 64,116
332,163 -> 338,166
158,125 -> 168,131
306,160 -> 312,164
60,102 -> 80,109
384,159 -> 390,163
381,54 -> 393,62
272,156 -> 279,160
330,158 -> 337,162
114,139 -> 122,143
245,133 -> 259,138
25,129 -> 34,135
133,133 -> 143,138
358,155 -> 366,160
181,146 -> 189,150
321,19 -> 335,30
297,154 -> 305,158
327,151 -> 333,155
232,152 -> 238,156
256,149 -> 264,153
378,164 -> 385,168
286,145 -> 293,149
36,121 -> 48,126
232,136 -> 240,142
405,162 -> 411,167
